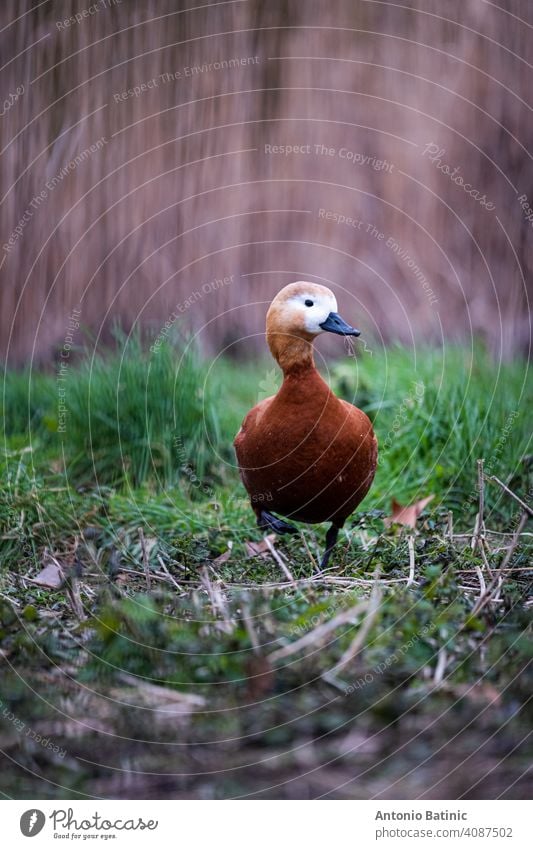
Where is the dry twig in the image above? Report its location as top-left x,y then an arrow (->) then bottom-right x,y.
485,475 -> 533,518
299,529 -> 318,572
138,527 -> 151,591
263,535 -> 296,586
477,459 -> 485,536
500,511 -> 529,571
469,511 -> 529,619
434,647 -> 448,685
156,556 -> 182,591
241,603 -> 261,655
331,576 -> 382,673
407,535 -> 416,588
269,599 -> 369,663
447,510 -> 454,541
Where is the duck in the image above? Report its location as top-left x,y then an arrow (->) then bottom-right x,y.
234,282 -> 378,569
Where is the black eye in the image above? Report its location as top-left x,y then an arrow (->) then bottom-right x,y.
305,299 -> 314,307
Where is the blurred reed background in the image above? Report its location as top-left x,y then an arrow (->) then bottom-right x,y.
0,0 -> 531,364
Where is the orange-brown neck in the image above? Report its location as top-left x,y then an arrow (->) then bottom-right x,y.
266,330 -> 316,376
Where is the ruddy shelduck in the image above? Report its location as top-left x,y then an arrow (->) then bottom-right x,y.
234,282 -> 377,568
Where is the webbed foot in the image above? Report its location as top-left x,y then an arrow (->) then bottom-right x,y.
258,510 -> 298,535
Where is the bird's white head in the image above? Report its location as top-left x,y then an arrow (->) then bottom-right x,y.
266,281 -> 360,338
265,281 -> 360,372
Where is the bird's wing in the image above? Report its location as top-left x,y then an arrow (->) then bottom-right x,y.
233,395 -> 275,449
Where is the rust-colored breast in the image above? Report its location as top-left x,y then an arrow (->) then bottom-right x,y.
234,368 -> 377,526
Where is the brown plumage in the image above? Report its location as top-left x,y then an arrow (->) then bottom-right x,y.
234,282 -> 377,568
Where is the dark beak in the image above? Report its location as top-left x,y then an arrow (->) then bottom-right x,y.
319,311 -> 360,336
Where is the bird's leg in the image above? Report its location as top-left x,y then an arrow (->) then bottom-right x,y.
257,510 -> 298,535
320,523 -> 340,570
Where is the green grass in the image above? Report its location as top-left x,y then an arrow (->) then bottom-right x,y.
3,336 -> 530,510
0,340 -> 531,799
330,344 -> 532,523
3,330 -> 229,488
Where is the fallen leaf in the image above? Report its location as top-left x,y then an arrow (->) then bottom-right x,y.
32,562 -> 65,589
245,533 -> 277,558
384,495 -> 434,529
